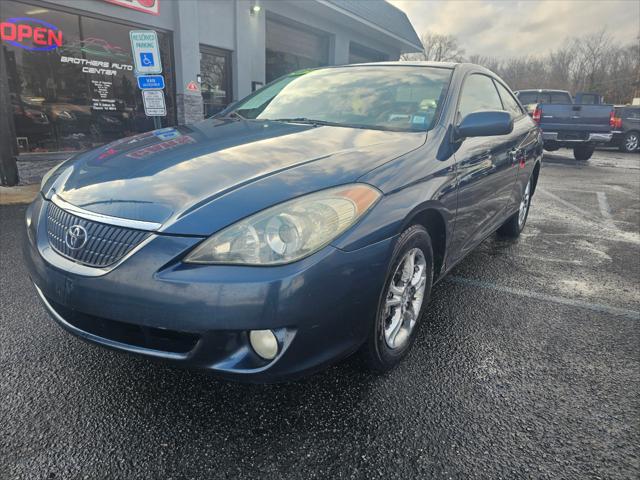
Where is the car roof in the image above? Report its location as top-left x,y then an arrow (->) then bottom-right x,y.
347,61 -> 460,69
515,89 -> 571,94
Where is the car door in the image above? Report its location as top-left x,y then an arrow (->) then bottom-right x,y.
449,73 -> 515,263
493,79 -> 539,214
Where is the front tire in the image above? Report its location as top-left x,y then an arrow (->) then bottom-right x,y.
360,225 -> 433,372
620,131 -> 639,153
498,176 -> 532,238
573,144 -> 595,161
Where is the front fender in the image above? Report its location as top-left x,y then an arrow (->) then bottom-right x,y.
333,126 -> 457,252
332,185 -> 456,252
333,146 -> 457,252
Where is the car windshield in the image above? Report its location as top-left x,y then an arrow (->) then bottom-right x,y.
229,66 -> 453,132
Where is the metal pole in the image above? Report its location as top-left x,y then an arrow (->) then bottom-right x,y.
0,45 -> 19,186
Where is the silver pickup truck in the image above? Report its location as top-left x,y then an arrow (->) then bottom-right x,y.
515,89 -> 614,161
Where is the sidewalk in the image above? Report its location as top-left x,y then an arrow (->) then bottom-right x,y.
17,152 -> 75,186
0,185 -> 40,205
0,152 -> 74,205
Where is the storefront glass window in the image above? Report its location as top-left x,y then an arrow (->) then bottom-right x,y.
1,1 -> 174,153
265,18 -> 329,83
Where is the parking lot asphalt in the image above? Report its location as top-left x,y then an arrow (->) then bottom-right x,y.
1,149 -> 639,479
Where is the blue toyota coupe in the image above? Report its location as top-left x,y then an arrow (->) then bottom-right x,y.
25,63 -> 543,382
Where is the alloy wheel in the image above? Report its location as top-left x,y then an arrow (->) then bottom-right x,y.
625,133 -> 639,152
382,247 -> 428,349
518,180 -> 531,228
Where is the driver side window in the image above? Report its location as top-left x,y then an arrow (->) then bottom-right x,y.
458,74 -> 503,120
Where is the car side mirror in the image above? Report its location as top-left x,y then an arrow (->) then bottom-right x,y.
455,110 -> 513,140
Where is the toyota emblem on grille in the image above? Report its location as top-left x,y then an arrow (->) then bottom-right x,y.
65,225 -> 88,250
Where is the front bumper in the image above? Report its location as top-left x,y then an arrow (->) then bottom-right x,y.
25,196 -> 395,382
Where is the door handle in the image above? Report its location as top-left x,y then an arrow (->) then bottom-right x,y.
509,148 -> 526,167
508,148 -> 520,164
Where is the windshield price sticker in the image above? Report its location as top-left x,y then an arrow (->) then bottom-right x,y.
142,89 -> 166,116
129,30 -> 162,74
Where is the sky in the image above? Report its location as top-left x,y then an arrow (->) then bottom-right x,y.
389,0 -> 640,58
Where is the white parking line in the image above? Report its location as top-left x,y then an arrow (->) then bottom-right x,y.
510,255 -> 584,265
537,188 -> 594,219
542,186 -> 637,199
596,191 -> 618,230
447,276 -> 640,320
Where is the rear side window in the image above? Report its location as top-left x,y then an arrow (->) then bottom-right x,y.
578,94 -> 598,104
550,92 -> 572,104
494,81 -> 524,117
458,74 -> 503,119
517,92 -> 538,105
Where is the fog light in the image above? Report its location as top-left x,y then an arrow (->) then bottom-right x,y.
249,329 -> 278,360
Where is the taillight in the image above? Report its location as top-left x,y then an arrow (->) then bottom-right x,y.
610,111 -> 622,129
532,105 -> 542,124
609,110 -> 622,129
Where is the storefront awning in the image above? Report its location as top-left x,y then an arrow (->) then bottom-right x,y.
321,0 -> 422,52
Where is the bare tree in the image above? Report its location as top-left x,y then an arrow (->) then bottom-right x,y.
547,44 -> 577,90
404,28 -> 638,103
467,54 -> 501,74
570,30 -> 613,93
402,32 -> 465,62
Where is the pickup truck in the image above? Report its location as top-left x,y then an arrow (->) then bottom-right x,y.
514,89 -> 615,161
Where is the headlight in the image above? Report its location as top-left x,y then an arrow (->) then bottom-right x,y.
185,184 -> 381,265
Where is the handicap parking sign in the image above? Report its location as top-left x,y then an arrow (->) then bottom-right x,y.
140,52 -> 155,67
130,30 -> 162,74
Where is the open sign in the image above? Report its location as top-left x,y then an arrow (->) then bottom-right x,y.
0,17 -> 63,51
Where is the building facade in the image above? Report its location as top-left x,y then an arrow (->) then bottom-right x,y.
1,0 -> 421,154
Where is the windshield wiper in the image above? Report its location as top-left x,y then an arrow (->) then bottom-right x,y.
225,111 -> 245,120
270,117 -> 339,127
269,118 -> 401,131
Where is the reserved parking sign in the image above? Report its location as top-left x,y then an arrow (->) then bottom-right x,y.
130,30 -> 162,74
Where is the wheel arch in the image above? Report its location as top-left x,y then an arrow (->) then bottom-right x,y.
624,129 -> 640,141
531,160 -> 541,196
404,207 -> 448,279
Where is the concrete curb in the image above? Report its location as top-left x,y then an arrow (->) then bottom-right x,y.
0,185 -> 39,205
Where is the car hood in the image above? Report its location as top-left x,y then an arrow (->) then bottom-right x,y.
49,118 -> 425,235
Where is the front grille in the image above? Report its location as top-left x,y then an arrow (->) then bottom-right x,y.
46,294 -> 199,354
46,202 -> 150,268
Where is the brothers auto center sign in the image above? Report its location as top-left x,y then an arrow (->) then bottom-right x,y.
104,0 -> 160,15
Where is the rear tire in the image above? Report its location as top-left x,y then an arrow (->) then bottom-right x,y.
619,131 -> 639,153
497,176 -> 532,238
573,145 -> 595,161
360,225 -> 433,373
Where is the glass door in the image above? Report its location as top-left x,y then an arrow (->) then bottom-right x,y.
199,46 -> 232,117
